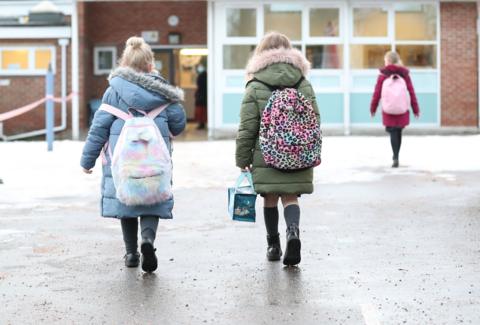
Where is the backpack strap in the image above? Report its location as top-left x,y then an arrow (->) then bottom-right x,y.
293,76 -> 305,89
99,104 -> 132,121
245,77 -> 305,91
147,103 -> 171,119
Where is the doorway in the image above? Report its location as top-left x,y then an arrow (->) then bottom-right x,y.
153,47 -> 208,123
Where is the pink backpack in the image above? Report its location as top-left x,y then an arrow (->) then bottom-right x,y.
100,103 -> 172,206
381,74 -> 409,115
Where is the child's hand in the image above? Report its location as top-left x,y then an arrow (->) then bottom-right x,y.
83,168 -> 92,174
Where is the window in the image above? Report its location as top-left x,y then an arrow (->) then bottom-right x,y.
350,44 -> 391,69
395,4 -> 436,41
226,8 -> 256,37
0,46 -> 55,75
394,4 -> 437,69
310,8 -> 340,37
307,7 -> 342,69
307,45 -> 343,69
353,8 -> 388,38
351,5 -> 437,69
94,46 -> 117,75
396,45 -> 436,68
264,4 -> 302,40
35,49 -> 52,70
223,45 -> 255,69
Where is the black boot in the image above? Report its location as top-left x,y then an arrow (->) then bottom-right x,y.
392,159 -> 399,168
283,224 -> 301,266
266,233 -> 282,261
140,238 -> 158,272
124,252 -> 140,267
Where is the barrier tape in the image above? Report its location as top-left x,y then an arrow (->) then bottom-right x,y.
0,92 -> 77,122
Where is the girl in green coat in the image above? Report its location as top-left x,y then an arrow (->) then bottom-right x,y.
236,32 -> 321,266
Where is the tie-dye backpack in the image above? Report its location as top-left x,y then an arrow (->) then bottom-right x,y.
99,103 -> 172,206
252,77 -> 322,171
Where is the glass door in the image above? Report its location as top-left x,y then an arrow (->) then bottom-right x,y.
153,49 -> 175,84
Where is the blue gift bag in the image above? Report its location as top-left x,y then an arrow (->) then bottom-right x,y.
228,172 -> 257,222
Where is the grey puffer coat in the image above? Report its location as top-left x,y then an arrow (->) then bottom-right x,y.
81,67 -> 186,219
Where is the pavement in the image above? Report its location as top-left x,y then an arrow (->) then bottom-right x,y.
0,137 -> 479,324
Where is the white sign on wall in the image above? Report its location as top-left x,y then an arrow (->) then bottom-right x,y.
0,79 -> 11,86
141,31 -> 159,43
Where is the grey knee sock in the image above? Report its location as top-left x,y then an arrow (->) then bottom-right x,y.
140,216 -> 159,242
264,207 -> 279,236
284,205 -> 300,227
121,218 -> 138,254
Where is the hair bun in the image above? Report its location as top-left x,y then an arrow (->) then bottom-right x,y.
126,36 -> 145,49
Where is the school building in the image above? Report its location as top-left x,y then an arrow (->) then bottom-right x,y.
0,0 -> 479,140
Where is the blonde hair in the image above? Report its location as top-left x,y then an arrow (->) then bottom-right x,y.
119,36 -> 154,72
385,51 -> 403,66
254,31 -> 292,55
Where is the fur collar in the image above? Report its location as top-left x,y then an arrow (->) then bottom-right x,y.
246,47 -> 310,79
109,67 -> 184,102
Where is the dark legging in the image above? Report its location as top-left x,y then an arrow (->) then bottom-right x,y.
120,216 -> 159,254
386,127 -> 403,160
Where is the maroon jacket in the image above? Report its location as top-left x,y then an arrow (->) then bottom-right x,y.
370,64 -> 420,128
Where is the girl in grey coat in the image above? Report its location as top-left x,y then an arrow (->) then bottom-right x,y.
81,37 -> 186,272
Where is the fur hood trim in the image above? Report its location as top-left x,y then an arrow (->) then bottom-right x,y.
246,47 -> 310,79
109,67 -> 184,102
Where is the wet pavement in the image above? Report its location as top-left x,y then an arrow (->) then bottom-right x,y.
0,168 -> 479,324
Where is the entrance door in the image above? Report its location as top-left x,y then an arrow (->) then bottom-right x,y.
153,49 -> 175,84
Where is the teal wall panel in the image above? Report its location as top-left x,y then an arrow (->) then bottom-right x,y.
222,93 -> 243,124
350,93 -> 438,124
410,72 -> 438,93
411,93 -> 438,124
351,75 -> 377,90
350,93 -> 381,124
310,75 -> 341,89
225,76 -> 245,88
316,93 -> 343,124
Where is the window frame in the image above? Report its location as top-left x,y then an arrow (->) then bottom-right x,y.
350,2 -> 438,71
305,4 -> 345,72
93,46 -> 117,76
0,45 -> 56,76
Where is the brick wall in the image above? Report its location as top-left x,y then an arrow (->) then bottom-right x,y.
0,39 -> 71,136
441,2 -> 479,126
81,1 -> 207,117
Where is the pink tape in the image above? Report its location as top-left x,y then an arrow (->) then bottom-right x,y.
0,92 -> 77,122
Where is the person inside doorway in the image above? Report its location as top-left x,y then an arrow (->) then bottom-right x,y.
370,51 -> 420,168
194,59 -> 207,130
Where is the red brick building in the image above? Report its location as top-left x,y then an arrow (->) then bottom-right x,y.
0,0 -> 478,140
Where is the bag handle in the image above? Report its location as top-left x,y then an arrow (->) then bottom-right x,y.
235,171 -> 254,190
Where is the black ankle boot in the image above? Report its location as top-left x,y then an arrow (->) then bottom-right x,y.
283,224 -> 301,266
124,252 -> 140,267
141,238 -> 158,272
392,159 -> 399,168
266,233 -> 282,261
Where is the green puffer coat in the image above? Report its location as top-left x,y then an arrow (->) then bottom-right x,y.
235,48 -> 320,195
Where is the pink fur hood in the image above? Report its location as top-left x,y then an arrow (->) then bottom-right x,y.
246,47 -> 311,80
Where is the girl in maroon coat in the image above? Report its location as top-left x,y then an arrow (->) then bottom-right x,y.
370,51 -> 420,168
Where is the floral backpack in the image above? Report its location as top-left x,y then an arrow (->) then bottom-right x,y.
250,77 -> 322,171
99,103 -> 172,206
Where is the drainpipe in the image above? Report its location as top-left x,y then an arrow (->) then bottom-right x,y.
478,1 -> 480,128
71,0 -> 80,140
207,0 -> 215,139
58,38 -> 69,132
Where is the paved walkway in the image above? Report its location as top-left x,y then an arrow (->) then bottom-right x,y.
1,172 -> 479,324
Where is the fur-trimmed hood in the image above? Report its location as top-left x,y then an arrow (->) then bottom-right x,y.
246,47 -> 310,80
108,67 -> 184,103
